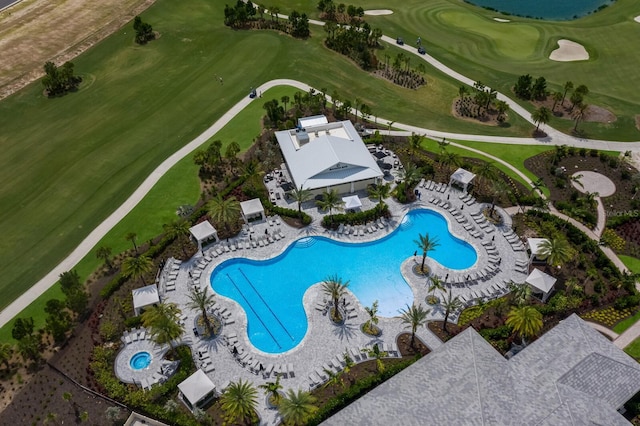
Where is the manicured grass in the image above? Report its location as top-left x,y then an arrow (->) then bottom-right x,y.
613,310 -> 640,335
619,254 -> 640,275
0,0 -> 540,313
624,336 -> 640,361
361,0 -> 640,140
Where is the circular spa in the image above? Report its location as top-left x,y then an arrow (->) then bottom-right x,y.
130,351 -> 152,370
211,208 -> 477,354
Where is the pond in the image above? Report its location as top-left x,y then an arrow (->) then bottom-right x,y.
464,0 -> 616,21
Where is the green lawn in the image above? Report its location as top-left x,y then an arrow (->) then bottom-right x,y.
620,255 -> 640,274
614,310 -> 640,334
624,336 -> 640,361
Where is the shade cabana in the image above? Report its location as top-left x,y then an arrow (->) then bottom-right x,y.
240,198 -> 265,224
189,220 -> 219,253
342,195 -> 362,210
132,284 -> 160,316
178,369 -> 216,412
525,268 -> 557,303
527,238 -> 549,263
449,168 -> 476,192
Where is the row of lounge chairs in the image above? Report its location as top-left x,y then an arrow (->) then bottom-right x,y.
504,229 -> 525,252
224,333 -> 295,379
419,179 -> 448,193
470,211 -> 495,233
121,327 -> 150,345
459,193 -> 477,206
308,343 -> 401,390
337,218 -> 387,236
196,347 -> 215,373
211,306 -> 234,326
163,258 -> 181,292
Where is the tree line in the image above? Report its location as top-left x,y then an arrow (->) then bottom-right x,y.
223,1 -> 310,38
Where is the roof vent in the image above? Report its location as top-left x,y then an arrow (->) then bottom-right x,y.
296,130 -> 309,145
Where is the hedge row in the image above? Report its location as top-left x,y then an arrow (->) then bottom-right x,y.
321,204 -> 389,228
268,203 -> 312,225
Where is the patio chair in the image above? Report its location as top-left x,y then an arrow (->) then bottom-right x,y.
287,363 -> 295,377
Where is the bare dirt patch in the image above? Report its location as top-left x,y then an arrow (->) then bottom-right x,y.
0,0 -> 156,101
533,98 -> 617,124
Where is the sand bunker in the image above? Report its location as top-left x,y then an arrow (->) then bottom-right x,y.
549,39 -> 589,62
493,18 -> 510,22
364,9 -> 393,16
635,16 -> 640,23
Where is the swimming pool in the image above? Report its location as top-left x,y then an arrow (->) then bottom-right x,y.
130,351 -> 151,370
210,209 -> 477,353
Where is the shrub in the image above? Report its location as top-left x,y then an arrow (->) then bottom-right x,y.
479,325 -> 511,340
100,273 -> 127,298
321,205 -> 389,228
579,147 -> 587,157
615,295 -> 640,311
589,149 -> 599,157
124,316 -> 143,329
268,204 -> 312,225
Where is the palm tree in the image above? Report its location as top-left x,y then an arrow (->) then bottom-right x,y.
531,106 -> 551,131
474,161 -> 497,193
537,237 -> 574,267
363,300 -> 380,335
399,163 -> 422,189
495,100 -> 509,122
409,132 -> 423,155
508,282 -> 532,306
564,277 -> 579,295
506,306 -> 543,345
428,275 -> 445,296
366,343 -> 388,373
322,368 -> 343,394
414,233 -> 440,273
278,389 -> 318,426
399,303 -> 430,349
122,255 -> 153,285
281,95 -> 290,112
367,183 -> 391,210
322,274 -> 349,323
259,374 -> 283,406
186,287 -> 216,337
441,291 -> 463,332
141,302 -> 184,355
316,189 -> 344,224
438,150 -> 462,176
220,379 -> 258,425
551,91 -> 563,112
488,180 -> 510,217
458,85 -> 469,100
208,194 -> 241,234
125,232 -> 138,253
572,102 -> 589,132
290,185 -> 312,217
561,81 -> 573,105
163,219 -> 191,257
96,246 -> 112,269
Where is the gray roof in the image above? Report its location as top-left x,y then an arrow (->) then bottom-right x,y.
450,167 -> 476,185
276,119 -> 383,191
131,284 -> 159,310
178,369 -> 215,405
189,220 -> 217,242
323,314 -> 640,426
240,198 -> 264,217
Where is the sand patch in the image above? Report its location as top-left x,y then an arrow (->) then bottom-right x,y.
585,105 -> 616,124
493,18 -> 510,22
635,16 -> 640,23
364,9 -> 393,16
549,39 -> 589,62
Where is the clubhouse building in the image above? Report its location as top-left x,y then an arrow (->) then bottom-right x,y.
275,116 -> 383,196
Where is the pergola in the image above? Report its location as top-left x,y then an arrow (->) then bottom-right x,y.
525,268 -> 557,303
342,194 -> 362,210
132,284 -> 160,316
449,168 -> 476,192
527,238 -> 549,263
178,369 -> 216,412
189,220 -> 219,253
240,198 -> 265,224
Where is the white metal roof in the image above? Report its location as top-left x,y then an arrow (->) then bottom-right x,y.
527,238 -> 549,256
276,119 -> 382,190
450,168 -> 476,185
240,198 -> 264,217
189,221 -> 217,242
132,284 -> 160,309
178,369 -> 215,406
298,115 -> 328,128
526,268 -> 557,294
342,195 -> 362,209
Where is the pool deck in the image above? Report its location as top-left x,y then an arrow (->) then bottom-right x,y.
131,180 -> 529,424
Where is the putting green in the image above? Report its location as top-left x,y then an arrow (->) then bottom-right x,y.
435,10 -> 540,59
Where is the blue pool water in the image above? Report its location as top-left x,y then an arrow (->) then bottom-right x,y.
130,352 -> 151,370
465,0 -> 615,20
210,209 -> 477,353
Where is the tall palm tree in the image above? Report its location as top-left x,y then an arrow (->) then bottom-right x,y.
259,375 -> 283,406
399,163 -> 422,188
488,180 -> 510,216
322,274 -> 349,323
163,219 -> 191,257
428,275 -> 445,296
438,150 -> 462,176
186,287 -> 216,337
363,300 -> 380,335
220,379 -> 258,425
366,343 -> 388,373
458,85 -> 469,100
125,232 -> 138,253
531,106 -> 551,131
96,246 -> 112,269
441,291 -> 463,332
208,194 -> 241,234
399,303 -> 430,348
409,133 -> 424,155
122,255 -> 153,285
367,183 -> 391,210
278,389 -> 318,426
474,161 -> 497,194
141,303 -> 184,355
551,91 -> 563,112
316,189 -> 344,224
414,233 -> 440,273
506,306 -> 543,345
538,237 -> 574,268
572,102 -> 589,132
291,185 -> 312,217
561,80 -> 573,105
